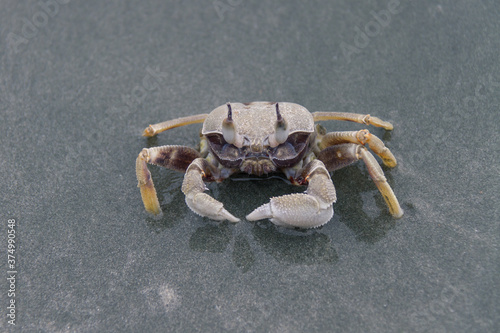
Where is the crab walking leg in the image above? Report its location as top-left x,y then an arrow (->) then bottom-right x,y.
318,144 -> 404,218
181,158 -> 240,222
246,160 -> 337,228
136,145 -> 201,215
312,111 -> 394,130
142,114 -> 209,137
319,130 -> 397,167
359,147 -> 404,218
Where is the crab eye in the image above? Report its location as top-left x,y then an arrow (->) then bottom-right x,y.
222,103 -> 236,144
274,103 -> 289,144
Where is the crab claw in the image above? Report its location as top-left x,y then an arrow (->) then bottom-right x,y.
246,160 -> 336,229
246,193 -> 333,228
182,158 -> 240,223
185,193 -> 240,222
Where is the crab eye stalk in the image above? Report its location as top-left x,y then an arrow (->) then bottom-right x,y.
274,103 -> 289,144
222,103 -> 236,144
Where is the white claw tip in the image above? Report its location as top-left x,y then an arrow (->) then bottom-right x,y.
246,203 -> 273,221
219,208 -> 240,223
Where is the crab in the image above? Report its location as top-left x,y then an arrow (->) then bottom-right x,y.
136,102 -> 403,228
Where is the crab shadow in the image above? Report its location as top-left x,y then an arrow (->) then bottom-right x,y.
187,224 -> 257,273
186,221 -> 338,272
250,223 -> 339,265
331,166 -> 397,244
185,177 -> 339,270
189,222 -> 233,253
143,165 -> 397,271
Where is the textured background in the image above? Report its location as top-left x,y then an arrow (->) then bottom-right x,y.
1,0 -> 499,332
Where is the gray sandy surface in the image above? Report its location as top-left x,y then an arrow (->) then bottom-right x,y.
1,1 -> 499,332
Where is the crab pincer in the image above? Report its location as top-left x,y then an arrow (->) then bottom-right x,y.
181,158 -> 239,222
246,160 -> 336,228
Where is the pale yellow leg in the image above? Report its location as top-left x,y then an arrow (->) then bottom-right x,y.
319,130 -> 397,167
136,149 -> 161,215
312,111 -> 394,130
136,145 -> 201,215
142,113 -> 208,137
358,147 -> 404,218
317,139 -> 403,218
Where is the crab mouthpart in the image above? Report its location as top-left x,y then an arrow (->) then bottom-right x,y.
241,158 -> 276,176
